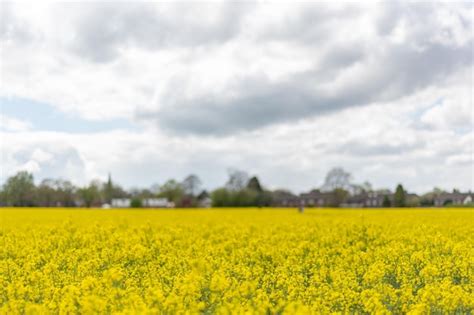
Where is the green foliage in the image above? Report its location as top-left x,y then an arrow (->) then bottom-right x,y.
247,176 -> 263,193
36,179 -> 57,207
382,195 -> 391,207
330,188 -> 349,207
233,189 -> 258,207
2,171 -> 36,206
443,199 -> 453,206
0,188 -> 6,206
393,184 -> 406,207
78,182 -> 101,207
256,190 -> 274,207
103,173 -> 114,204
211,188 -> 230,207
130,198 -> 142,208
158,179 -> 185,204
211,188 -> 263,207
28,179 -> 77,207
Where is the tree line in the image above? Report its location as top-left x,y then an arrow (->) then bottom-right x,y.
0,168 -> 465,208
0,171 -> 207,208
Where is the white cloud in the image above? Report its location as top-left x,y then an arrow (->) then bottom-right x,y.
31,148 -> 54,163
19,160 -> 40,174
0,2 -> 472,193
1,3 -> 472,129
0,134 -> 87,184
1,90 -> 472,193
0,114 -> 32,131
420,86 -> 473,130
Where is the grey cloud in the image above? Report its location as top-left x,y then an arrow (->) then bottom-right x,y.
65,2 -> 253,63
332,141 -> 425,157
257,4 -> 363,44
138,37 -> 472,136
320,45 -> 366,70
375,2 -> 404,36
4,2 -> 472,138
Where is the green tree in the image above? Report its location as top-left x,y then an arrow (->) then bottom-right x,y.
78,182 -> 101,207
382,195 -> 391,207
247,176 -> 263,193
3,171 -> 36,206
103,173 -> 114,204
248,176 -> 268,207
130,197 -> 142,208
55,180 -> 77,207
393,184 -> 406,207
0,187 -> 6,206
233,189 -> 258,207
211,188 -> 231,207
158,179 -> 185,205
36,179 -> 57,207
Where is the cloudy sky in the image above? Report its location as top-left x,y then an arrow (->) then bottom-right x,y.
1,1 -> 473,193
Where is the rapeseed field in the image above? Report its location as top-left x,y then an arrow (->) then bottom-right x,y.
0,208 -> 473,314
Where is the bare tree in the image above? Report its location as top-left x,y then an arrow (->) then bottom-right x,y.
322,167 -> 352,191
225,169 -> 249,191
350,181 -> 372,195
55,179 -> 77,207
182,174 -> 202,196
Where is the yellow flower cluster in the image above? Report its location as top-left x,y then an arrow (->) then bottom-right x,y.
1,208 -> 473,314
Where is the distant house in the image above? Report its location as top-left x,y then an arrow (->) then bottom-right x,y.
197,190 -> 212,208
274,188 -> 424,208
365,192 -> 395,207
272,189 -> 333,207
299,190 -> 334,207
342,192 -> 392,207
198,197 -> 212,208
142,198 -> 173,208
275,189 -> 352,207
434,193 -> 473,206
111,198 -> 131,208
342,194 -> 369,207
272,190 -> 300,207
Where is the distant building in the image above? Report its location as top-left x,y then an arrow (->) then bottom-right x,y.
363,192 -> 396,207
273,188 -> 424,208
299,190 -> 334,207
198,197 -> 212,208
142,198 -> 172,208
272,190 -> 300,207
197,190 -> 212,208
342,193 -> 370,207
273,190 -> 335,207
434,193 -> 473,206
111,198 -> 131,208
343,192 -> 421,208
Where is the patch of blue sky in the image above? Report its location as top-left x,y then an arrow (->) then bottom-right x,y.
0,97 -> 139,133
411,97 -> 470,133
